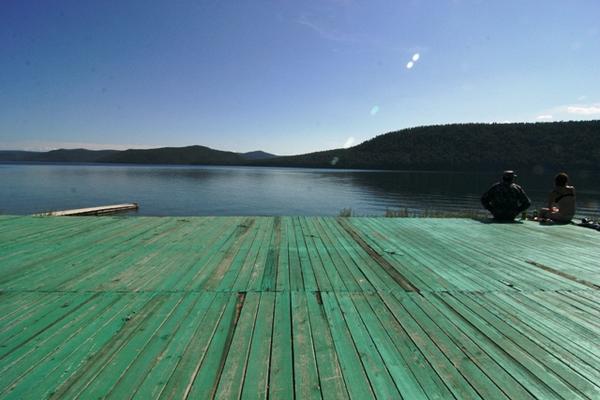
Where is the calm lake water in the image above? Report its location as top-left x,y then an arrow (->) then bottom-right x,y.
1,163 -> 599,217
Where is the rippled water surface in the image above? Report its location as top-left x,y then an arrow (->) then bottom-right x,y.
1,163 -> 599,217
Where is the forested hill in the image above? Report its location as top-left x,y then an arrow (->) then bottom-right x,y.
253,121 -> 600,171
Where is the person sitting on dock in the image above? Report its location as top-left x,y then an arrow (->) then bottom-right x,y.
538,172 -> 575,223
481,170 -> 531,221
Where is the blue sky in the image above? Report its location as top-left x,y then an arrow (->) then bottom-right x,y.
1,0 -> 599,155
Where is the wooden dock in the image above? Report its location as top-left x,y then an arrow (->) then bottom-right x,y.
0,215 -> 598,399
33,203 -> 138,216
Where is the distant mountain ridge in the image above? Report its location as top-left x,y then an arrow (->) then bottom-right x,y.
0,149 -> 118,162
0,146 -> 277,164
2,120 -> 599,170
241,151 -> 277,160
101,145 -> 244,165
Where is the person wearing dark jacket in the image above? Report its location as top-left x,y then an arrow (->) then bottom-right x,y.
481,170 -> 531,221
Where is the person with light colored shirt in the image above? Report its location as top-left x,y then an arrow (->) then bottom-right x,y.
539,172 -> 576,223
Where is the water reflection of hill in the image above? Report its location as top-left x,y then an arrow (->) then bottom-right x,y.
332,169 -> 600,217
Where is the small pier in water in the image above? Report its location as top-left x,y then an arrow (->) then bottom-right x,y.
33,203 -> 138,216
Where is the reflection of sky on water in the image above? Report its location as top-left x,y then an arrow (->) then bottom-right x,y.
1,164 -> 599,217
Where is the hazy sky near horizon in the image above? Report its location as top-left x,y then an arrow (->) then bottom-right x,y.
1,0 -> 599,155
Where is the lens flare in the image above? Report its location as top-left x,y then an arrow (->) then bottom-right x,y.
412,53 -> 420,62
343,137 -> 355,148
370,105 -> 379,115
406,61 -> 414,69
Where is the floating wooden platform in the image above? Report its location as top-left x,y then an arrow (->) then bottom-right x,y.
0,216 -> 598,399
33,203 -> 138,216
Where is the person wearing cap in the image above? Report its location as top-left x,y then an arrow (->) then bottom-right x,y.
481,170 -> 531,221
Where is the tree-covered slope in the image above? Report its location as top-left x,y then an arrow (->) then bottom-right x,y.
253,121 -> 600,170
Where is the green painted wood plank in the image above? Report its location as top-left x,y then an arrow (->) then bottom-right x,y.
293,217 -> 318,291
499,291 -> 600,347
333,293 -> 401,399
216,219 -> 265,292
287,217 -> 305,291
14,293 -> 156,399
312,218 -> 362,292
301,217 -> 341,291
80,294 -> 188,398
379,292 -> 482,399
161,218 -> 237,289
520,291 -> 600,335
158,292 -> 235,399
132,292 -> 217,399
447,292 -> 599,399
247,219 -> 277,291
317,218 -> 375,292
322,218 -> 393,292
0,218 -> 167,287
242,292 -> 276,399
362,293 -> 454,400
414,219 -> 591,291
261,217 -> 281,291
269,291 -> 294,400
346,218 -> 437,291
560,291 -> 600,313
61,218 -> 201,291
291,292 -> 322,400
81,218 -> 216,292
104,293 -> 202,399
296,217 -> 333,292
434,292 -> 590,400
467,292 -> 600,384
550,292 -> 600,321
233,219 -> 273,291
100,217 -> 221,291
135,220 -> 243,292
275,217 -> 291,292
413,293 -> 536,399
0,217 -> 113,255
2,218 -> 176,291
305,291 -> 349,400
423,291 -> 572,400
349,293 -> 428,399
0,293 -> 121,395
0,293 -> 96,355
0,292 -> 43,323
369,218 -> 505,291
320,292 -> 375,400
184,217 -> 262,291
2,294 -> 144,398
48,293 -> 172,398
213,292 -> 261,399
0,292 -> 71,339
